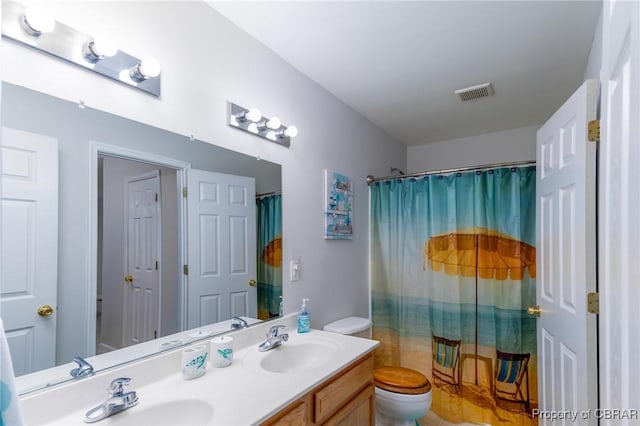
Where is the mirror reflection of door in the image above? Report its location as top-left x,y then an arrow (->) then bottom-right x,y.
0,127 -> 59,375
186,170 -> 257,328
124,170 -> 161,347
97,156 -> 179,354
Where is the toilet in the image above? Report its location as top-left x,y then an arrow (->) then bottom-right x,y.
323,317 -> 432,426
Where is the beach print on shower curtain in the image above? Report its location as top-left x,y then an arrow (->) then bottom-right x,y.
257,193 -> 282,319
370,166 -> 536,425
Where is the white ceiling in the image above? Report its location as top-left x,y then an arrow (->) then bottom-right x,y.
209,1 -> 601,146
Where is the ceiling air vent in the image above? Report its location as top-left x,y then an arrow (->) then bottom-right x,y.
454,82 -> 494,102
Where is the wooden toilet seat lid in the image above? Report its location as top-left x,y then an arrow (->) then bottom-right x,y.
374,366 -> 432,395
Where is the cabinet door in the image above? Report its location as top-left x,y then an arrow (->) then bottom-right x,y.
262,397 -> 309,426
323,384 -> 375,426
313,356 -> 374,423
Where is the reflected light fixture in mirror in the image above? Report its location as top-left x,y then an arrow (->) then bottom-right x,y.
1,1 -> 161,97
227,101 -> 298,148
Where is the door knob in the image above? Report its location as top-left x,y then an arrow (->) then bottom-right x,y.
248,279 -> 257,287
124,275 -> 133,283
37,304 -> 54,317
527,306 -> 542,317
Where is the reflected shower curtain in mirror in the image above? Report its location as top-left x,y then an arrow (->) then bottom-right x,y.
257,194 -> 282,319
370,166 -> 537,425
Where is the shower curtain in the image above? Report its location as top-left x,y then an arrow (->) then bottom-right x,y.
370,166 -> 537,425
256,194 -> 282,320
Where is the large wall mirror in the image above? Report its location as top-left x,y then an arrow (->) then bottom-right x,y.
1,82 -> 283,393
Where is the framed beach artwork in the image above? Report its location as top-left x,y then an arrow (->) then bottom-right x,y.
324,169 -> 353,240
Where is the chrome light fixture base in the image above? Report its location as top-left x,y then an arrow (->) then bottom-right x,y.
227,102 -> 293,147
1,1 -> 161,97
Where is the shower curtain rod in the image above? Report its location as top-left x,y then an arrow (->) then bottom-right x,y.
365,160 -> 536,185
256,190 -> 281,198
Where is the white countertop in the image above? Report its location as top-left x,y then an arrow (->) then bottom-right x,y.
15,316 -> 261,396
19,314 -> 379,425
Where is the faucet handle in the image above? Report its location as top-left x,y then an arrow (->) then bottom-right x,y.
109,377 -> 132,396
70,356 -> 94,378
231,316 -> 249,329
268,324 -> 286,337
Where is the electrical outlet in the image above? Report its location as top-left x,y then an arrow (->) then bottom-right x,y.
290,259 -> 301,282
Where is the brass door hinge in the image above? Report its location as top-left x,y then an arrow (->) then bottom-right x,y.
182,187 -> 188,198
588,120 -> 600,142
183,264 -> 189,275
588,292 -> 599,314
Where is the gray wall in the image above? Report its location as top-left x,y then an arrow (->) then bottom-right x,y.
583,10 -> 603,82
406,125 -> 538,173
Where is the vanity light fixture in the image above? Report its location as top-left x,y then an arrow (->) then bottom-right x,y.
227,102 -> 297,148
2,1 -> 161,97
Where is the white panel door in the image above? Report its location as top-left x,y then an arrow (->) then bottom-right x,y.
536,79 -> 597,423
187,170 -> 256,329
599,0 -> 640,419
1,127 -> 58,375
123,171 -> 161,347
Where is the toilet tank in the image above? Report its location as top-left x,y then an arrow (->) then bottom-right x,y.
323,316 -> 372,339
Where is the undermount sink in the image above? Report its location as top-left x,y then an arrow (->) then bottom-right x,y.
103,399 -> 213,425
245,333 -> 343,374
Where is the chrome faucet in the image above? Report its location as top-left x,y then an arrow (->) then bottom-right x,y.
84,377 -> 139,423
70,356 -> 94,378
258,325 -> 289,352
230,316 -> 249,329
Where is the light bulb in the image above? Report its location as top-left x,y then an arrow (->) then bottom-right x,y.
245,108 -> 262,123
84,35 -> 118,62
130,57 -> 161,82
89,34 -> 118,58
138,57 -> 161,78
247,123 -> 259,133
23,6 -> 56,36
266,116 -> 281,130
284,126 -> 298,138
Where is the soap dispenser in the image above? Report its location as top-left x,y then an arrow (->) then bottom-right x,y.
279,296 -> 284,317
297,298 -> 311,333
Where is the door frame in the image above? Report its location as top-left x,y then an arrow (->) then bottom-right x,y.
87,141 -> 190,356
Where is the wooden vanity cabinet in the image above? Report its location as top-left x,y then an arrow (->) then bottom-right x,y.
262,353 -> 375,426
262,396 -> 310,426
